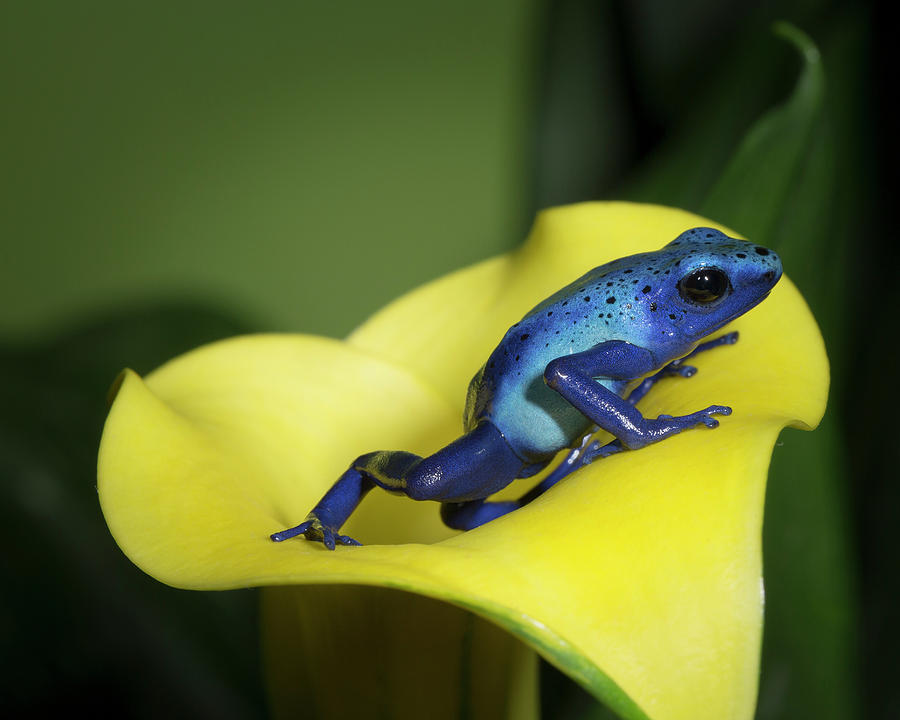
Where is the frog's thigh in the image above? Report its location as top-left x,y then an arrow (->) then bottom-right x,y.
440,497 -> 520,531
379,422 -> 524,503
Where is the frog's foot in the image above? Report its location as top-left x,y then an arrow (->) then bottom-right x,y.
582,438 -> 624,464
660,362 -> 697,378
710,330 -> 739,347
630,404 -> 731,448
627,364 -> 696,405
270,513 -> 362,550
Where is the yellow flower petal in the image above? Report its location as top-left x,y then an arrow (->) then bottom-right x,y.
99,334 -> 461,585
99,203 -> 827,720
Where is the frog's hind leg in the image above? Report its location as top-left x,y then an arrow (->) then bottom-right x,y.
271,421 -> 526,548
439,432 -> 622,531
443,331 -> 744,531
440,498 -> 520,531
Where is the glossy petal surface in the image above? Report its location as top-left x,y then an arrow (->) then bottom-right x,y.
99,203 -> 828,720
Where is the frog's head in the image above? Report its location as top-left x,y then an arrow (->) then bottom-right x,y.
654,227 -> 782,341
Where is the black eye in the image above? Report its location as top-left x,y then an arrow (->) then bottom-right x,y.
678,268 -> 730,304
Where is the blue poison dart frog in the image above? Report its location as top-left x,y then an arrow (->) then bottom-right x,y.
271,227 -> 782,549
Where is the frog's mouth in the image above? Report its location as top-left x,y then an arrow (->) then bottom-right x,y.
743,289 -> 772,314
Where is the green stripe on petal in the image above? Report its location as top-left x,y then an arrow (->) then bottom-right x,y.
99,203 -> 828,720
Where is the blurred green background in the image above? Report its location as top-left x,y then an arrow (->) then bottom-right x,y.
2,1 -> 892,718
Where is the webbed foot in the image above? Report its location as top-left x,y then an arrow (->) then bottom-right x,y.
270,513 -> 362,550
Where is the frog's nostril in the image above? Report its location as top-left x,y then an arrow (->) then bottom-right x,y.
764,270 -> 775,282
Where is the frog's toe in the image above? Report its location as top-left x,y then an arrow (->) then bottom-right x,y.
270,514 -> 358,550
583,439 -> 624,462
660,362 -> 697,379
270,520 -> 314,542
697,404 -> 732,427
707,404 -> 732,417
321,527 -> 336,550
316,525 -> 361,550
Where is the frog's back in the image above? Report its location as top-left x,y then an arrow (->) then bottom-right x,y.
464,256 -> 663,461
463,227 -> 783,462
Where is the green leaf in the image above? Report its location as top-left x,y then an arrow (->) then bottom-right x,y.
621,18 -> 861,720
0,305 -> 267,716
689,20 -> 859,720
700,23 -> 824,245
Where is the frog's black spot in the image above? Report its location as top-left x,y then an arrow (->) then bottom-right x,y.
754,246 -> 769,256
653,270 -> 660,275
624,269 -> 633,274
664,270 -> 670,275
547,311 -> 553,317
650,303 -> 657,311
520,333 -> 529,341
668,313 -> 676,320
489,361 -> 495,368
565,311 -> 570,316
512,322 -> 519,328
606,313 -> 612,318
764,270 -> 775,282
706,232 -> 714,238
606,281 -> 613,287
642,285 -> 651,293
606,296 -> 616,304
515,355 -> 520,361
562,301 -> 568,306
584,296 -> 591,302
672,241 -> 680,245
736,253 -> 746,259
674,261 -> 680,266
555,330 -> 560,334
545,343 -> 549,347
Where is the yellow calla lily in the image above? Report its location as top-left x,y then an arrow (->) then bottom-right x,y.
98,202 -> 828,720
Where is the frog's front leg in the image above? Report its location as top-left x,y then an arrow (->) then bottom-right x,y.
544,340 -> 731,451
271,421 -> 526,549
626,331 -> 739,406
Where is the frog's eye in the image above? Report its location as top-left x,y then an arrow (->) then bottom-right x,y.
678,267 -> 730,304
